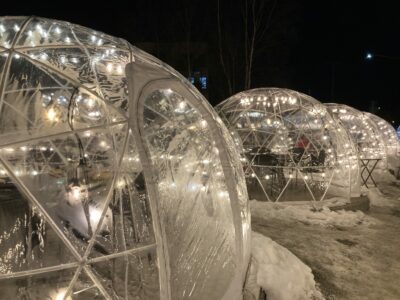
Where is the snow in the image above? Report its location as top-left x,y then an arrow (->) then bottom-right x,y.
247,231 -> 324,300
250,200 -> 375,227
367,178 -> 400,206
251,179 -> 400,299
367,187 -> 397,207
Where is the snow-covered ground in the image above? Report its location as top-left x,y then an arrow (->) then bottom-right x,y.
250,200 -> 376,228
251,180 -> 400,300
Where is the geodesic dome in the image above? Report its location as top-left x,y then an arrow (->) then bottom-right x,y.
325,104 -> 386,165
364,112 -> 400,171
0,16 -> 250,300
216,88 -> 359,203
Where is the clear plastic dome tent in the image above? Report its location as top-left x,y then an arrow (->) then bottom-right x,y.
364,112 -> 400,171
216,88 -> 359,203
325,104 -> 386,167
0,16 -> 250,300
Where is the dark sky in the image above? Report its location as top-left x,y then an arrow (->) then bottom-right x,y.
2,0 -> 400,126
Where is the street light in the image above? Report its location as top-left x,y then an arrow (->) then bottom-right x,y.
366,52 -> 374,60
364,51 -> 400,61
364,51 -> 399,127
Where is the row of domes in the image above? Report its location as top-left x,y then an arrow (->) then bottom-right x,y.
0,16 -> 398,300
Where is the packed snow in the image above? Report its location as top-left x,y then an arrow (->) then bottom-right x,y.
246,231 -> 324,300
251,179 -> 400,299
367,186 -> 399,207
250,200 -> 375,227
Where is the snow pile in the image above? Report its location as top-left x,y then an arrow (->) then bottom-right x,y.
248,231 -> 324,300
372,169 -> 398,183
367,187 -> 398,207
250,200 -> 373,227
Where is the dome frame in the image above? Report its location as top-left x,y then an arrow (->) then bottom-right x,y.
363,112 -> 400,172
216,88 -> 358,204
0,16 -> 250,300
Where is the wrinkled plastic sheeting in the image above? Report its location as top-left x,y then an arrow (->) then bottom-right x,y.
0,16 -> 250,300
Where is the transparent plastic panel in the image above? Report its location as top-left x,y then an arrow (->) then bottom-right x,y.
326,104 -> 386,161
0,16 -> 163,299
15,17 -> 81,48
70,268 -> 105,299
17,47 -> 98,90
0,168 -> 77,275
14,16 -> 128,52
0,17 -> 27,49
366,112 -> 400,171
143,89 -> 238,299
217,114 -> 251,271
88,249 -> 160,300
0,54 -> 75,145
89,47 -> 131,113
0,51 -> 6,73
71,23 -> 130,50
0,126 -> 124,256
216,88 -> 355,202
88,132 -> 156,260
0,266 -> 78,299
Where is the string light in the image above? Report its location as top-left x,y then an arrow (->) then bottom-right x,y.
46,107 -> 59,122
216,88 -> 359,203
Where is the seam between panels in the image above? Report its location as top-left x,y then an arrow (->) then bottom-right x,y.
0,262 -> 80,281
84,266 -> 113,300
126,65 -> 172,300
64,265 -> 85,299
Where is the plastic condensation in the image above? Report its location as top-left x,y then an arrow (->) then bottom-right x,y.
216,88 -> 359,203
0,16 -> 250,300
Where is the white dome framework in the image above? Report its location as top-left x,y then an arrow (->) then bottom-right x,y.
0,16 -> 250,300
364,112 -> 400,172
216,88 -> 358,203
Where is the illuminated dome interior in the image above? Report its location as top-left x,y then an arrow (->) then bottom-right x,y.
216,88 -> 359,203
325,104 -> 386,167
364,112 -> 400,172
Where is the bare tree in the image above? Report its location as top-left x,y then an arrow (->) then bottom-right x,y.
176,0 -> 203,78
217,0 -> 234,95
217,0 -> 279,94
243,0 -> 278,89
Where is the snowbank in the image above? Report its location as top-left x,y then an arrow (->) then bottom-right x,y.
367,187 -> 398,207
247,231 -> 324,300
250,200 -> 374,227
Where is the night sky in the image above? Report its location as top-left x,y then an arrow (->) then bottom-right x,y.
2,0 -> 399,127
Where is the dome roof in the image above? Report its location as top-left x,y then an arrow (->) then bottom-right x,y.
325,104 -> 386,162
216,88 -> 359,203
364,112 -> 400,171
0,16 -> 250,300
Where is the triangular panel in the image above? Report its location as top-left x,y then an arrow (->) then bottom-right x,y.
0,167 -> 78,274
87,249 -> 160,300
